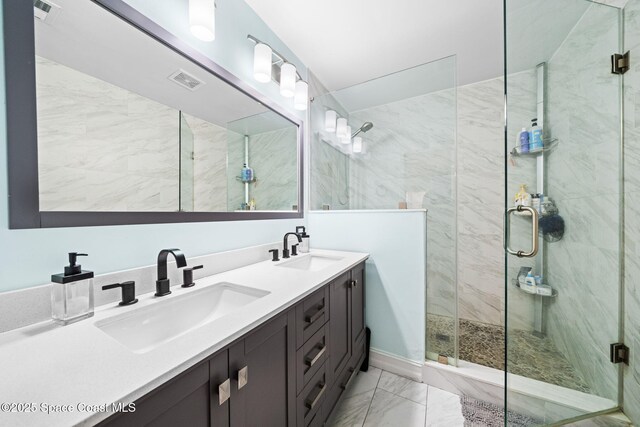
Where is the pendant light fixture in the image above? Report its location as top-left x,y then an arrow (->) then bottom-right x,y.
189,0 -> 215,42
253,43 -> 273,83
280,63 -> 297,98
294,80 -> 309,111
325,110 -> 337,132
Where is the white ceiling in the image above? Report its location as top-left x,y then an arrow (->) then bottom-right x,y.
244,0 -> 620,93
244,0 -> 505,91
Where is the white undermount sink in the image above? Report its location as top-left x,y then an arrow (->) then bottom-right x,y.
277,254 -> 343,271
96,283 -> 270,354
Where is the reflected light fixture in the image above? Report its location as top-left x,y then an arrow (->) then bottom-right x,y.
341,126 -> 352,144
294,80 -> 309,111
325,110 -> 337,132
253,43 -> 273,83
336,118 -> 348,138
189,0 -> 215,42
353,136 -> 363,153
280,63 -> 297,98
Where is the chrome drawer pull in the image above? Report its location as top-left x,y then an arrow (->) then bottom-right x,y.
305,306 -> 325,324
305,345 -> 327,368
305,382 -> 327,410
218,379 -> 230,405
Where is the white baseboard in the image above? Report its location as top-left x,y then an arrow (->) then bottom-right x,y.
369,348 -> 423,382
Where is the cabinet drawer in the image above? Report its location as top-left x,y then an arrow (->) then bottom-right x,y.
297,362 -> 328,427
296,287 -> 329,349
296,324 -> 329,394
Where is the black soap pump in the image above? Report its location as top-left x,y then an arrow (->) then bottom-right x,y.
51,252 -> 95,325
296,226 -> 310,253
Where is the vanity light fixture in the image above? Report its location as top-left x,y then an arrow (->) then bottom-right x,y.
189,0 -> 215,42
294,81 -> 309,111
325,110 -> 337,132
253,43 -> 273,83
248,35 -> 309,110
336,118 -> 348,138
280,63 -> 297,98
341,126 -> 352,144
353,136 -> 363,153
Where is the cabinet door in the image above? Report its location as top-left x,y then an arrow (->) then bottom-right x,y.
229,310 -> 296,427
351,262 -> 366,347
98,361 -> 210,427
328,271 -> 351,384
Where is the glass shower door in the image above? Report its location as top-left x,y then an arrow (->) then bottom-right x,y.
504,0 -> 623,424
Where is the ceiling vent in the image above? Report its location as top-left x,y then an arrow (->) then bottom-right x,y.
34,0 -> 61,23
168,69 -> 206,91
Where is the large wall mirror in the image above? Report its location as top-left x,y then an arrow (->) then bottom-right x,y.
4,0 -> 303,228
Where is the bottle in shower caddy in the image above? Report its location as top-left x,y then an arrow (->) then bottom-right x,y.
241,163 -> 254,182
529,119 -> 544,151
522,272 -> 537,294
514,184 -> 531,208
51,252 -> 95,325
518,128 -> 530,153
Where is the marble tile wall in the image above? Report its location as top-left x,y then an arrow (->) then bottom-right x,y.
542,3 -> 621,402
623,0 -> 640,423
36,56 -> 180,212
182,113 -> 228,212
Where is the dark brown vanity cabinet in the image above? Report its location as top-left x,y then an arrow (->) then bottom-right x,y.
100,262 -> 366,427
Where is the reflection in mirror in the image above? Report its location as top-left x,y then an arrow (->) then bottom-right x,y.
34,0 -> 299,213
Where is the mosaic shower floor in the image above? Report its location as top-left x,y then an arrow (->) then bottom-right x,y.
426,314 -> 591,393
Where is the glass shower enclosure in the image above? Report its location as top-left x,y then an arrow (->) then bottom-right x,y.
504,0 -> 624,424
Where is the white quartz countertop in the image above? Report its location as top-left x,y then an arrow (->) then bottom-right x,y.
0,249 -> 368,427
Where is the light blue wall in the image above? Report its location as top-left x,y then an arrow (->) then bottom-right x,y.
309,211 -> 427,363
0,0 -> 306,292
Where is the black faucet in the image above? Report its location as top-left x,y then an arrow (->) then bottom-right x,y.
282,233 -> 302,259
156,248 -> 187,296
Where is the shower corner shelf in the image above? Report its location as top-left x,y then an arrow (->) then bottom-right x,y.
513,280 -> 558,298
510,138 -> 559,157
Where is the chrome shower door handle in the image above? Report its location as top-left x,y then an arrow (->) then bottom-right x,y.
504,205 -> 539,258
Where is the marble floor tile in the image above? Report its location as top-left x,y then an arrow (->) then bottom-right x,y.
377,371 -> 429,405
363,389 -> 426,427
345,367 -> 382,398
327,368 -> 382,427
328,389 -> 376,427
425,387 -> 465,427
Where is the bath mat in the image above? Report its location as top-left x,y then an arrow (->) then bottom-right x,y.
460,395 -> 542,427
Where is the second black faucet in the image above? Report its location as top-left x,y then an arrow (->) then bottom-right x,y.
282,232 -> 302,259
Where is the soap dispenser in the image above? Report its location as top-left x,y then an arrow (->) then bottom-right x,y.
296,226 -> 310,253
51,252 -> 95,325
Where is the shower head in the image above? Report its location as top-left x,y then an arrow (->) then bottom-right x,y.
352,122 -> 373,138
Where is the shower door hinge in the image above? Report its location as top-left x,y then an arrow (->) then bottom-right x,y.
610,343 -> 629,365
611,51 -> 630,75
